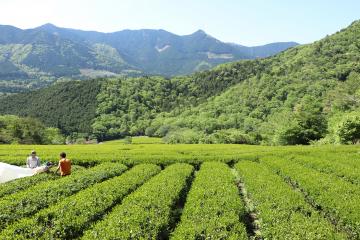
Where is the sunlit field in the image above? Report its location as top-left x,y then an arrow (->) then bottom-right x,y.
1,139 -> 360,239
1,137 -> 359,167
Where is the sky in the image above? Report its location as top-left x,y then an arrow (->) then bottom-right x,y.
0,0 -> 359,46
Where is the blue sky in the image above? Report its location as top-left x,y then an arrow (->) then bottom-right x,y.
1,0 -> 359,45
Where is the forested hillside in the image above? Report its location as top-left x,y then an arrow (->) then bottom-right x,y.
0,79 -> 101,135
0,60 -> 267,140
0,115 -> 64,144
1,20 -> 360,145
0,23 -> 296,94
92,20 -> 360,144
91,60 -> 268,140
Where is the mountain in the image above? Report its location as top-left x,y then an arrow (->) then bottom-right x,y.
0,23 -> 298,94
2,20 -> 359,145
146,20 -> 360,145
231,42 -> 299,58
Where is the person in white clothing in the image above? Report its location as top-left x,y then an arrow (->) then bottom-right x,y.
26,150 -> 41,169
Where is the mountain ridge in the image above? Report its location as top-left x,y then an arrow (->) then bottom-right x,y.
0,23 -> 298,94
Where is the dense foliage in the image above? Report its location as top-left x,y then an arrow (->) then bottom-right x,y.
0,79 -> 101,135
0,115 -> 64,144
335,111 -> 360,144
92,60 -> 265,140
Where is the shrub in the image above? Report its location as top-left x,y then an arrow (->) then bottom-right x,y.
209,129 -> 252,144
163,128 -> 204,144
123,136 -> 132,144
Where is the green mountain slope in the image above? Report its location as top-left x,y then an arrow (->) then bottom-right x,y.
0,24 -> 297,94
147,20 -> 360,144
91,60 -> 268,140
0,59 -> 267,139
90,20 -> 360,144
0,79 -> 101,135
0,21 -> 359,145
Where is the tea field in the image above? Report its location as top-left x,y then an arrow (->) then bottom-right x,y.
0,140 -> 359,239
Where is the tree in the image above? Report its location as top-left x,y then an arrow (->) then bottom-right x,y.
292,95 -> 327,144
265,109 -> 302,145
335,111 -> 360,144
0,115 -> 64,144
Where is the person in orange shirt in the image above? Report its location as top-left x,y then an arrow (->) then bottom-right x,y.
55,152 -> 71,176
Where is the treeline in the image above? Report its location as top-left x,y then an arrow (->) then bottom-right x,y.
0,79 -> 101,135
0,115 -> 64,144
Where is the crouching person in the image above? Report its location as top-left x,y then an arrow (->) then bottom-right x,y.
55,152 -> 71,176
